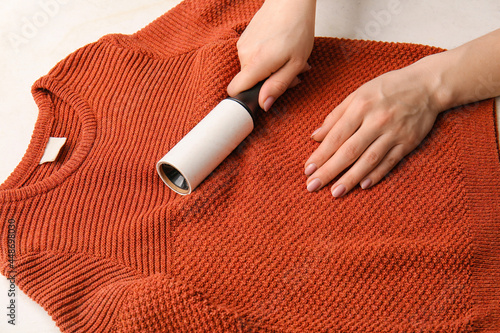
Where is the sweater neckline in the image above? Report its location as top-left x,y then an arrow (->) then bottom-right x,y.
0,76 -> 96,202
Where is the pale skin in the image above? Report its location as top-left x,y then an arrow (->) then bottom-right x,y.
227,0 -> 500,197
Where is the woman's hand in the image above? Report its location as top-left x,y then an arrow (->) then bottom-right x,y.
227,0 -> 316,111
305,28 -> 500,197
304,61 -> 444,197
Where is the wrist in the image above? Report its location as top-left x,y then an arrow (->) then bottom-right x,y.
410,52 -> 457,114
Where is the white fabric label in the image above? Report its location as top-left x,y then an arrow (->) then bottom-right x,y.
39,137 -> 67,164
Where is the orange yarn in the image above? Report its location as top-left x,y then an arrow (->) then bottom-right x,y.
1,0 -> 499,332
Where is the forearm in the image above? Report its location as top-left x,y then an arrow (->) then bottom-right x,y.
416,28 -> 500,111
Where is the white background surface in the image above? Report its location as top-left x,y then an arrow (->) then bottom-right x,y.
0,0 -> 499,332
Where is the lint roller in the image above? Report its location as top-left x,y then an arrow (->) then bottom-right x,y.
156,82 -> 263,195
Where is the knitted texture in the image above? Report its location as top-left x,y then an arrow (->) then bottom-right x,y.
1,0 -> 500,332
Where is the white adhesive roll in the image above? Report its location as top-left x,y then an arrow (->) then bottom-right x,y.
157,98 -> 255,195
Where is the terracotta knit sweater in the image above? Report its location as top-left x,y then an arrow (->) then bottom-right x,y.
1,0 -> 500,332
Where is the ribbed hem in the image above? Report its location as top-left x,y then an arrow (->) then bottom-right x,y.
461,99 -> 500,331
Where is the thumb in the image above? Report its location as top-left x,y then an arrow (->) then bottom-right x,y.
227,61 -> 273,99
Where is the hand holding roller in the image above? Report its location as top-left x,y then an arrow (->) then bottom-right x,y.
156,82 -> 263,195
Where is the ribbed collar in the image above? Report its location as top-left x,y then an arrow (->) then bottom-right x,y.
0,76 -> 96,202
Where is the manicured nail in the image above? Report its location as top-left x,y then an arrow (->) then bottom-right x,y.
360,178 -> 372,189
264,97 -> 275,111
304,163 -> 317,176
307,178 -> 322,192
311,127 -> 321,138
332,184 -> 346,198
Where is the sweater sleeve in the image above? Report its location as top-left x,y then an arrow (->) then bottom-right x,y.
102,0 -> 265,59
1,251 -> 146,332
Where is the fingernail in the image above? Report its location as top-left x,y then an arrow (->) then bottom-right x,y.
311,127 -> 321,138
264,97 -> 275,111
360,178 -> 372,189
332,184 -> 346,198
307,178 -> 322,192
304,163 -> 317,176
